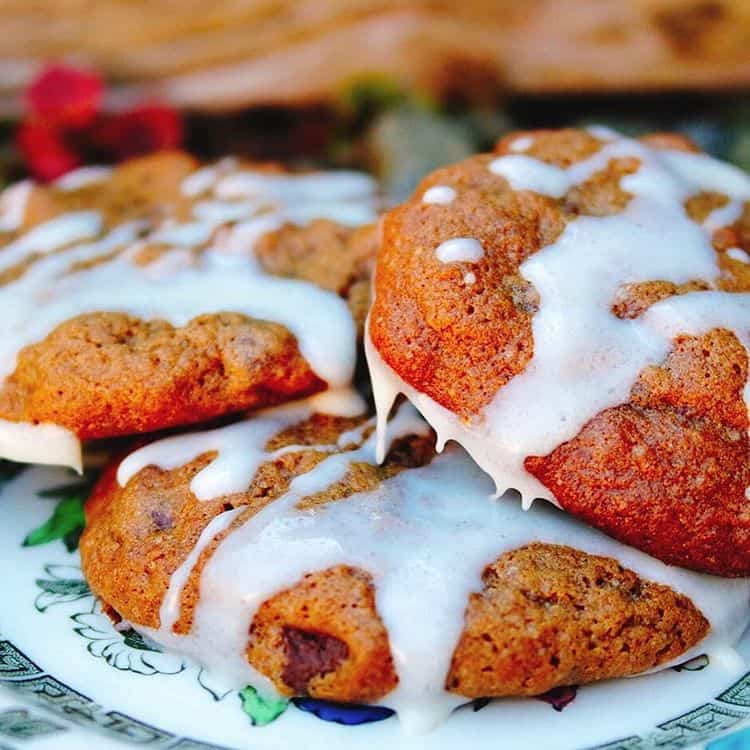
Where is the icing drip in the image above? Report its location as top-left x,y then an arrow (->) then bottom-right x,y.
422,186 -> 457,205
124,398 -> 750,734
305,387 -> 367,418
369,129 -> 750,503
435,238 -> 485,264
0,419 -> 80,471
0,162 -> 377,467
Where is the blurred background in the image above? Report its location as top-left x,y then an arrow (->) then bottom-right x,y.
1,0 -> 750,200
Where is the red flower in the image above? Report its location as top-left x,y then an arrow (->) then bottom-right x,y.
17,65 -> 184,182
17,121 -> 81,182
95,103 -> 184,161
26,65 -> 103,129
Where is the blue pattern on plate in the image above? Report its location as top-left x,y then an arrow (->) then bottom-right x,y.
291,698 -> 394,725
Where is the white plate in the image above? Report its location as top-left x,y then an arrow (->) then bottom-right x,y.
2,463 -> 750,750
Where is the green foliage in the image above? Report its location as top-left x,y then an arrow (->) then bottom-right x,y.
23,475 -> 97,552
339,74 -> 413,118
366,103 -> 478,202
23,495 -> 86,552
727,103 -> 750,173
239,685 -> 289,727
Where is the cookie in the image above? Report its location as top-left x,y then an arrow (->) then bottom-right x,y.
0,152 -> 377,469
5,1 -> 750,110
80,393 -> 747,733
368,126 -> 750,576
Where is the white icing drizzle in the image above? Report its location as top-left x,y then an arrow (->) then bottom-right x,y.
435,238 -> 485,264
586,125 -> 618,141
0,180 -> 32,233
181,158 -> 238,198
489,154 -> 570,197
214,171 -> 375,226
703,199 -> 744,232
124,397 -> 750,734
117,388 -> 367,500
509,134 -> 535,152
422,186 -> 457,205
53,166 -> 113,191
369,129 -> 750,503
0,162 -> 377,467
0,211 -> 103,273
728,247 -> 750,263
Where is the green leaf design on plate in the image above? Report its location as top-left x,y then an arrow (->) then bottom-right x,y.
71,608 -> 186,675
239,686 -> 289,726
121,627 -> 161,653
198,667 -> 233,702
23,496 -> 86,552
34,564 -> 91,612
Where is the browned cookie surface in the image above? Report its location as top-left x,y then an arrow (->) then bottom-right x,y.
0,313 -> 325,440
370,128 -> 750,576
526,328 -> 750,576
80,408 -> 708,704
448,543 -> 706,698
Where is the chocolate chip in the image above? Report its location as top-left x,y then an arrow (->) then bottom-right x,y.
282,626 -> 349,693
150,508 -> 173,530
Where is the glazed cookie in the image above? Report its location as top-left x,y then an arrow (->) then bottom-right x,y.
0,152 -> 377,469
79,393 -> 749,733
367,127 -> 750,576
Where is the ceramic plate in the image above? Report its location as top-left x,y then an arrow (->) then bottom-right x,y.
2,462 -> 750,750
